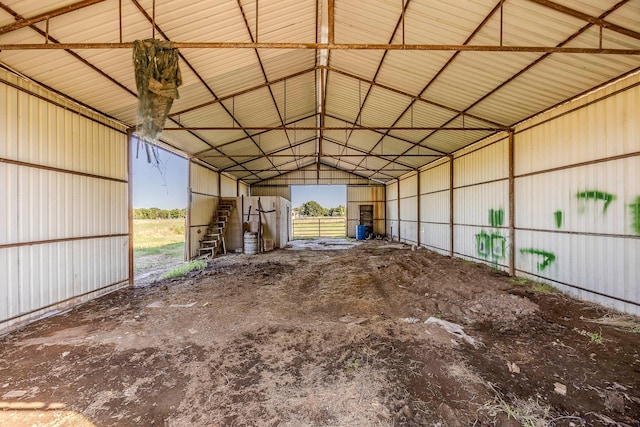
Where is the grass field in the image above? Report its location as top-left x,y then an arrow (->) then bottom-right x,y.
134,219 -> 185,276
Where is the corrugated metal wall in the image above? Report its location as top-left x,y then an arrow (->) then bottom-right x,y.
251,185 -> 291,200
238,181 -> 250,197
399,173 -> 419,244
419,158 -> 451,255
453,135 -> 511,271
388,72 -> 640,315
220,174 -> 237,197
513,73 -> 640,315
256,164 -> 372,186
0,68 -> 129,332
385,181 -> 398,240
346,186 -> 385,237
188,162 -> 219,258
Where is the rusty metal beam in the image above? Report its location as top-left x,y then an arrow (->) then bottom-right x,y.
201,153 -> 441,158
130,0 -> 271,180
0,0 -> 105,36
327,67 -> 507,128
526,0 -> 640,41
1,42 -> 638,54
168,67 -> 316,118
164,126 -> 506,131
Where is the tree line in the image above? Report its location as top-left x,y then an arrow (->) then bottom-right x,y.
294,201 -> 345,217
133,208 -> 186,219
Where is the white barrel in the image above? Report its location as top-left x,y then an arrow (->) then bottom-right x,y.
244,232 -> 259,255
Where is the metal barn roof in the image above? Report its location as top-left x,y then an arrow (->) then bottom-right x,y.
1,0 -> 639,184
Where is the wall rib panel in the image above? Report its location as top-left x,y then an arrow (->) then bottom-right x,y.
1,68 -> 128,332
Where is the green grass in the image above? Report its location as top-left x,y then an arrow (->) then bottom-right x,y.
134,219 -> 186,275
161,260 -> 207,279
510,277 -> 556,293
134,242 -> 184,257
134,218 -> 185,249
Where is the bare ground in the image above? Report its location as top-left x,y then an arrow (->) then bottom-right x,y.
1,240 -> 639,426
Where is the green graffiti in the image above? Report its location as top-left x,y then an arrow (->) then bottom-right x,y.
554,210 -> 563,229
520,248 -> 556,271
489,209 -> 504,227
476,230 -> 506,261
631,197 -> 640,235
576,190 -> 616,214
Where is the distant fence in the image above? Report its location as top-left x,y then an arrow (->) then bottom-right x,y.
292,217 -> 346,239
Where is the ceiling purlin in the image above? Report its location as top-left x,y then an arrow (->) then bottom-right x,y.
168,67 -> 316,119
372,0 -> 635,179
192,113 -> 319,157
327,67 -> 507,129
359,0 -> 504,173
319,154 -> 396,181
324,113 -> 448,156
235,0 -> 298,170
344,0 -> 413,169
216,137 -> 316,172
129,0 -> 279,178
322,136 -> 418,171
526,0 -> 640,41
0,0 -> 105,36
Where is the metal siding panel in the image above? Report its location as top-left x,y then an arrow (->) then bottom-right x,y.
454,181 -> 510,228
0,163 -> 18,244
516,157 -> 639,235
420,161 -> 451,193
516,230 -> 639,316
238,182 -> 250,197
455,224 -> 511,272
251,186 -> 291,200
421,192 -> 450,224
221,175 -> 237,197
400,221 -> 418,244
191,163 -> 219,195
422,223 -> 451,254
516,77 -> 640,175
399,174 -> 418,199
454,137 -> 509,187
400,197 -> 418,222
1,70 -> 129,331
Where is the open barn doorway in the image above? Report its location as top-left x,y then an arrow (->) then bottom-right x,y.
291,185 -> 347,239
131,141 -> 187,285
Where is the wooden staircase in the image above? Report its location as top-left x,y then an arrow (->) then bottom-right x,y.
198,198 -> 236,258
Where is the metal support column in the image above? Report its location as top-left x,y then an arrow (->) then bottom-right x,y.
508,130 -> 516,276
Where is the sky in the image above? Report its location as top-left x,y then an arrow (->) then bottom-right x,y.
291,185 -> 346,209
132,143 -> 346,210
132,144 -> 187,209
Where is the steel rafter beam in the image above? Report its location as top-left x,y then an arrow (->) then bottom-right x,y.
371,0 -> 632,177
235,0 -> 298,168
355,0 -> 504,172
210,137 -> 316,171
0,0 -> 106,36
324,113 -> 448,156
526,0 -> 640,41
344,0 -> 413,158
168,67 -> 317,118
129,0 -> 278,178
163,126 -> 507,131
1,42 -> 638,54
192,113 -> 319,157
326,67 -> 506,128
322,136 -> 419,170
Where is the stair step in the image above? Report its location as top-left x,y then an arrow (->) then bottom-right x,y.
205,233 -> 221,238
201,240 -> 219,245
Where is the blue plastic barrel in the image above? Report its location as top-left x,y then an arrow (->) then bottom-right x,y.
356,225 -> 367,240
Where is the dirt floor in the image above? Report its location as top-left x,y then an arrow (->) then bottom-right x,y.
1,239 -> 639,426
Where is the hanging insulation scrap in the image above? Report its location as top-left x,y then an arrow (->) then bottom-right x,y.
133,39 -> 182,144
